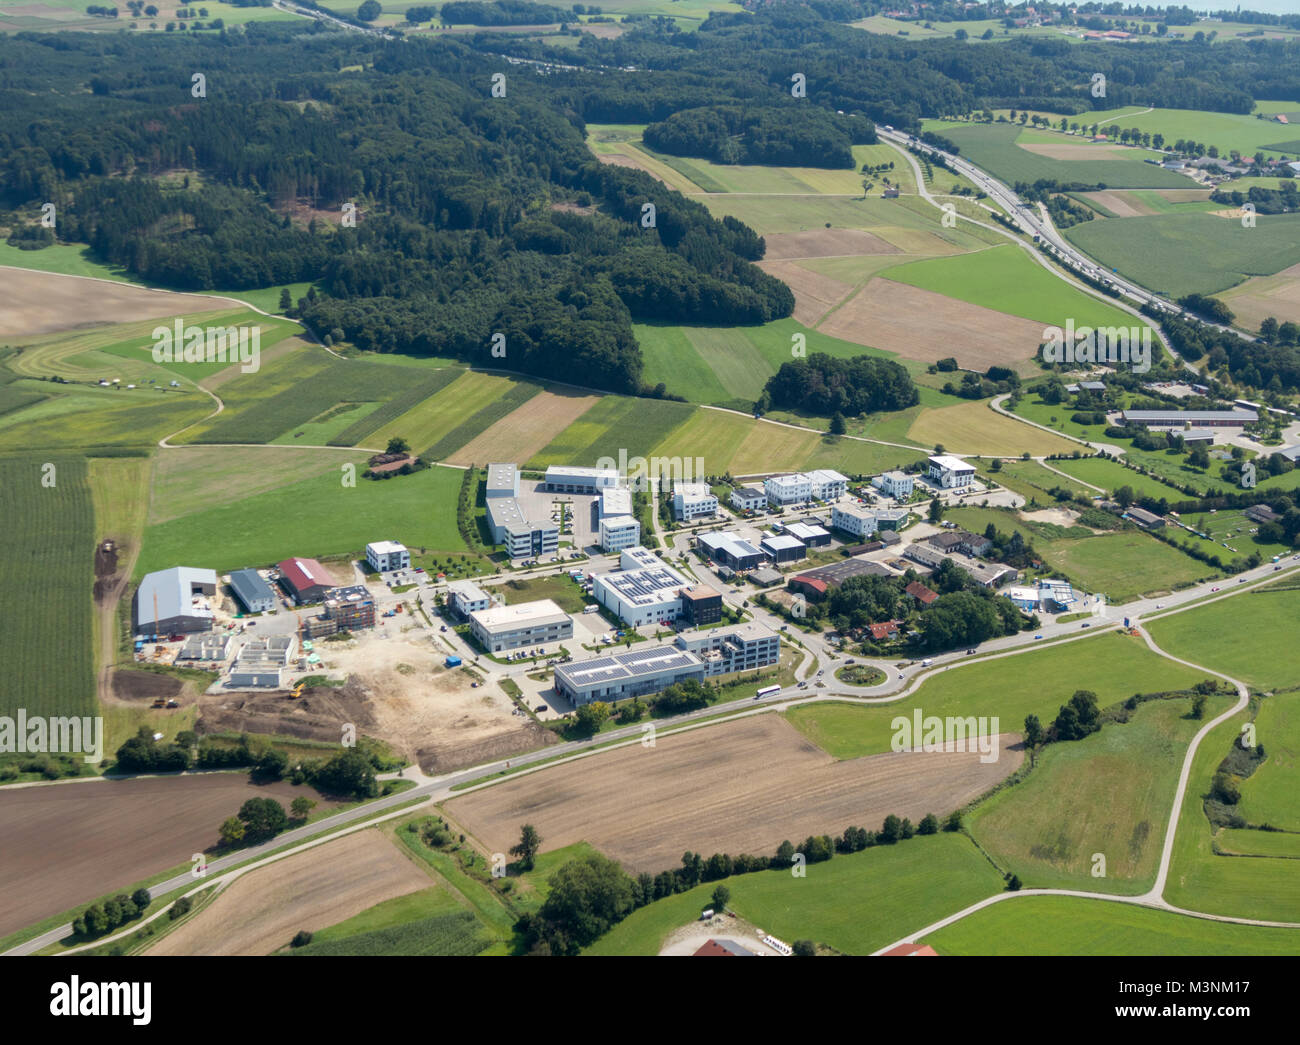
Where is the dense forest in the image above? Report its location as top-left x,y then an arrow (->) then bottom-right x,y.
759,353 -> 919,416
643,105 -> 874,168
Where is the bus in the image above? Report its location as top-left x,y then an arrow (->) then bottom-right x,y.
755,684 -> 782,700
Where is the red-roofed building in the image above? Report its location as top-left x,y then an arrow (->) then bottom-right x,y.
867,620 -> 901,642
277,557 -> 335,604
882,942 -> 938,956
905,580 -> 939,606
693,938 -> 757,957
788,575 -> 829,601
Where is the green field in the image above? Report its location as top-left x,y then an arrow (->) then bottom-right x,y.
1147,587 -> 1300,693
135,459 -> 471,576
1164,508 -> 1294,568
586,832 -> 1005,955
922,894 -> 1300,955
496,574 -> 590,614
968,696 -> 1226,893
1048,456 -> 1186,501
0,454 -> 96,726
1239,691 -> 1300,833
1217,827 -> 1300,857
1065,211 -> 1300,299
423,381 -> 541,460
289,907 -> 488,956
785,632 -> 1204,759
1082,105 -> 1300,160
992,458 -> 1096,502
528,395 -> 693,469
322,367 -> 462,448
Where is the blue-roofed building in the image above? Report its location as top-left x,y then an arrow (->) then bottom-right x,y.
228,568 -> 276,614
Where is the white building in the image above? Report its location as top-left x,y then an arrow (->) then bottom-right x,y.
765,473 -> 813,506
729,486 -> 767,513
365,540 -> 410,573
545,465 -> 619,493
598,487 -> 640,551
469,599 -> 573,653
831,503 -> 878,539
486,496 -> 559,560
927,455 -> 976,489
673,481 -> 718,522
485,462 -> 520,500
676,620 -> 780,676
806,469 -> 849,501
872,470 -> 915,499
592,546 -> 691,627
448,579 -> 493,618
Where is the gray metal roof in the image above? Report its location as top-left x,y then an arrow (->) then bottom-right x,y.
228,568 -> 274,609
557,644 -> 701,688
1123,408 -> 1257,422
136,566 -> 218,628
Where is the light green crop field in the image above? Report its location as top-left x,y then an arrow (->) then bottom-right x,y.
921,895 -> 1300,956
785,632 -> 1204,760
922,120 -> 1192,189
1083,105 -> 1300,159
528,395 -> 694,469
1065,211 -> 1300,299
880,244 -> 1155,332
906,399 -> 1080,457
992,458 -> 1096,502
1049,456 -> 1186,501
135,459 -> 469,576
586,832 -> 1005,955
1147,587 -> 1300,693
1164,708 -> 1300,923
1217,827 -> 1300,857
1239,691 -> 1300,833
0,391 -> 210,451
968,696 -> 1228,893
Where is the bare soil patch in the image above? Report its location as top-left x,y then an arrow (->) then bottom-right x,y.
0,775 -> 337,938
448,390 -> 599,467
594,152 -> 670,186
0,267 -> 217,340
817,278 -> 1045,369
112,669 -> 184,703
762,228 -> 902,260
145,828 -> 429,956
446,715 -> 1021,874
1077,190 -> 1154,218
1221,260 -> 1300,329
758,260 -> 855,326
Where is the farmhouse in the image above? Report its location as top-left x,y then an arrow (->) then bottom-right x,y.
673,481 -> 719,522
277,558 -> 335,605
135,566 -> 219,634
448,579 -> 493,618
697,531 -> 765,572
761,533 -> 807,564
730,485 -> 767,513
470,599 -> 574,653
228,568 -> 276,614
765,472 -> 813,506
593,546 -> 693,627
831,503 -> 878,539
365,540 -> 410,573
1124,506 -> 1165,529
927,454 -> 976,489
545,465 -> 619,493
1120,408 -> 1258,428
785,521 -> 832,548
866,620 -> 900,642
872,470 -> 915,499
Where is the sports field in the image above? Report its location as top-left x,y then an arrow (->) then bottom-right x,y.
785,632 -> 1204,760
921,895 -> 1300,956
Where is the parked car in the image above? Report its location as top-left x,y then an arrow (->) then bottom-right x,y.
1034,634 -> 1043,640
534,704 -> 547,713
966,648 -> 976,655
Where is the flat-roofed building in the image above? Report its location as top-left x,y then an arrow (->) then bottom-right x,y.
730,486 -> 767,513
323,585 -> 376,631
872,470 -> 915,499
228,568 -> 275,614
1121,408 -> 1257,428
761,533 -> 806,564
135,566 -> 219,634
676,620 -> 779,677
448,579 -> 493,618
806,469 -> 849,501
554,644 -> 706,705
486,495 -> 559,560
927,454 -> 976,489
486,462 -> 520,499
765,472 -> 812,506
785,521 -> 832,548
545,465 -> 619,493
593,549 -> 691,627
599,514 -> 641,552
366,540 -> 410,573
673,481 -> 718,522
831,503 -> 878,539
679,585 -> 723,626
875,508 -> 910,531
228,634 -> 297,689
470,599 -> 573,653
696,531 -> 765,572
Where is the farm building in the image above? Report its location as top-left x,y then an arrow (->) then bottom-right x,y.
679,585 -> 724,626
1120,408 -> 1257,428
135,566 -> 219,635
1179,431 -> 1215,444
832,503 -> 879,539
697,531 -> 765,572
1245,503 -> 1281,525
448,579 -> 493,618
593,547 -> 692,627
673,481 -> 718,522
1124,507 -> 1165,529
228,568 -> 276,614
905,580 -> 939,606
927,455 -> 976,489
761,534 -> 807,564
785,521 -> 832,548
545,465 -> 619,493
469,599 -> 573,653
730,486 -> 767,512
366,540 -> 410,573
277,558 -> 335,605
694,939 -> 757,957
872,470 -> 915,499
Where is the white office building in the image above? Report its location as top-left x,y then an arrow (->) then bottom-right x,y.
486,462 -> 520,500
676,620 -> 780,677
592,546 -> 691,627
729,486 -> 767,512
554,644 -> 707,705
469,599 -> 573,653
872,470 -> 915,499
448,579 -> 493,618
807,469 -> 849,501
486,495 -> 559,560
673,481 -> 718,521
545,465 -> 619,493
765,472 -> 813,506
365,540 -> 410,573
831,503 -> 878,539
598,487 -> 640,551
927,455 -> 976,489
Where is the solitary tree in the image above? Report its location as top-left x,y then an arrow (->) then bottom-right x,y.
511,823 -> 543,870
386,436 -> 411,455
829,411 -> 847,436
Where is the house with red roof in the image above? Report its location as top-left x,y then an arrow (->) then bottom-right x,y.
905,580 -> 939,606
277,557 -> 336,604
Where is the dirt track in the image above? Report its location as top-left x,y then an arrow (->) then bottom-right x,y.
445,715 -> 1022,873
146,828 -> 429,956
0,774 -> 337,937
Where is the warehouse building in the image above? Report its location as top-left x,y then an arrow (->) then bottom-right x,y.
696,531 -> 764,572
135,566 -> 219,635
366,540 -> 410,573
228,568 -> 276,614
872,470 -> 915,499
469,599 -> 573,653
1120,408 -> 1257,428
448,579 -> 493,618
788,558 -> 892,600
592,547 -> 692,627
806,469 -> 849,501
545,465 -> 619,493
680,585 -> 724,626
785,521 -> 831,548
904,543 -> 1017,587
1125,506 -> 1165,529
765,472 -> 812,506
277,558 -> 336,605
553,645 -> 707,706
486,462 -> 520,500
729,486 -> 767,513
761,533 -> 807,564
831,503 -> 878,539
673,481 -> 718,522
927,455 -> 976,489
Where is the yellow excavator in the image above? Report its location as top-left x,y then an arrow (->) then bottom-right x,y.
288,681 -> 305,700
